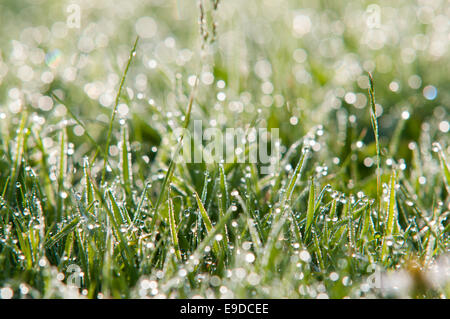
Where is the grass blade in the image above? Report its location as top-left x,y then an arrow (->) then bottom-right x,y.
45,217 -> 80,249
285,147 -> 309,202
382,170 -> 397,262
194,191 -> 220,256
120,124 -> 133,209
57,129 -> 67,221
305,178 -> 315,234
101,36 -> 139,184
433,142 -> 450,194
168,194 -> 182,261
368,72 -> 382,230
9,112 -> 27,200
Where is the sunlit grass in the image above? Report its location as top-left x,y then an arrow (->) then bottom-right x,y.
0,0 -> 449,299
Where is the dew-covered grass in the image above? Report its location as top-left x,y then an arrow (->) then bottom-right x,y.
0,0 -> 449,299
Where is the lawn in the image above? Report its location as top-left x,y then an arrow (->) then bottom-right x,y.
0,0 -> 448,299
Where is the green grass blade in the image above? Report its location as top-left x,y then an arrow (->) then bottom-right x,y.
83,157 -> 94,207
219,163 -> 229,213
57,129 -> 67,221
194,191 -> 213,233
285,147 -> 309,202
9,112 -> 27,200
108,191 -> 126,225
305,178 -> 315,234
368,72 -> 382,230
131,182 -> 152,225
382,170 -> 397,262
101,36 -> 139,184
120,124 -> 132,192
168,194 -> 182,261
194,191 -> 220,256
45,217 -> 80,249
433,142 -> 450,194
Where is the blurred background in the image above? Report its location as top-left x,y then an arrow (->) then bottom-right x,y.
0,0 -> 448,197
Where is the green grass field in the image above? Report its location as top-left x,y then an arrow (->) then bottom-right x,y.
0,0 -> 449,299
